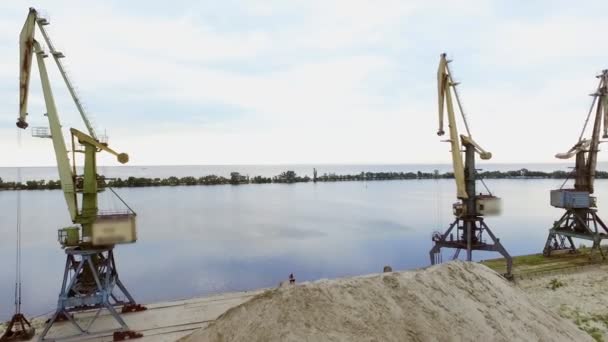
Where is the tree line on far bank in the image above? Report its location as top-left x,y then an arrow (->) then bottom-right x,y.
1,168 -> 608,191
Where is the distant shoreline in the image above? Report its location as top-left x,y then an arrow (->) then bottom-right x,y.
1,168 -> 606,191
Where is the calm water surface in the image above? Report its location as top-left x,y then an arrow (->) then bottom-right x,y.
0,166 -> 606,319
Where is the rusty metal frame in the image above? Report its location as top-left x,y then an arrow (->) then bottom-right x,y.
543,208 -> 608,258
0,314 -> 35,341
430,142 -> 512,278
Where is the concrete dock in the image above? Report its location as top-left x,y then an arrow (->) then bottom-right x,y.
22,290 -> 264,341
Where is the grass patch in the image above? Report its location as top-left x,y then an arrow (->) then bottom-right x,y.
559,306 -> 608,341
548,278 -> 565,290
591,313 -> 608,329
583,326 -> 603,342
481,246 -> 608,277
512,253 -> 548,266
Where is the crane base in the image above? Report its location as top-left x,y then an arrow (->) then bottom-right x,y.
0,314 -> 35,342
543,209 -> 608,258
39,247 -> 145,341
430,216 -> 513,278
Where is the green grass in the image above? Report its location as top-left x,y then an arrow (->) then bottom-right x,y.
585,327 -> 603,342
559,306 -> 607,341
481,247 -> 608,277
548,278 -> 565,290
592,313 -> 608,329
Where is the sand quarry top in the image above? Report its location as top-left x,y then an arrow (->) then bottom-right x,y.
182,261 -> 591,342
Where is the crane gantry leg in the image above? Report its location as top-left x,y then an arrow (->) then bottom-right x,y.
430,216 -> 512,277
39,247 -> 145,341
429,143 -> 513,278
543,209 -> 608,258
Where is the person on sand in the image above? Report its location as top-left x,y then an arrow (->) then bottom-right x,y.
289,273 -> 295,284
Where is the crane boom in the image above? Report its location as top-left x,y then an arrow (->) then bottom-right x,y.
33,40 -> 78,220
555,70 -> 608,194
70,128 -> 129,164
36,21 -> 97,139
18,8 -> 97,138
437,54 -> 492,199
17,7 -> 130,225
18,9 -> 36,129
585,71 -> 607,193
437,54 -> 467,199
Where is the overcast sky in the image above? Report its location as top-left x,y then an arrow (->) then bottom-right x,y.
0,0 -> 607,166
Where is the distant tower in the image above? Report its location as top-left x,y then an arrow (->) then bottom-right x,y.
313,168 -> 318,182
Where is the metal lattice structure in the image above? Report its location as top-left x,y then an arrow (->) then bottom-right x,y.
39,248 -> 144,341
543,70 -> 608,257
430,54 -> 512,277
16,8 -> 146,340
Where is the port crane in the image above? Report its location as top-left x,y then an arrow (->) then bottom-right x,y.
543,70 -> 608,257
17,8 -> 145,340
429,53 -> 512,277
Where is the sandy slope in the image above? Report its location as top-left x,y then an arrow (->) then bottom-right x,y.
519,265 -> 608,341
181,261 -> 591,342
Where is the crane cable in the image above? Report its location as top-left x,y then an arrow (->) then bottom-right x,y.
435,168 -> 443,230
445,59 -> 473,138
14,129 -> 23,315
578,75 -> 604,142
433,166 -> 444,264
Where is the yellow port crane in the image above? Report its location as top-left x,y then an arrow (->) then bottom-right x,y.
543,70 -> 608,257
17,8 -> 145,341
429,53 -> 512,277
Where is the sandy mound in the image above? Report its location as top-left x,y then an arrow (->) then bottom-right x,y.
182,261 -> 591,342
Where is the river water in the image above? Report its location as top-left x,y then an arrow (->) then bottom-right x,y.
0,164 -> 606,319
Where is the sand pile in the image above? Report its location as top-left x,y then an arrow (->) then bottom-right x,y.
182,261 -> 591,342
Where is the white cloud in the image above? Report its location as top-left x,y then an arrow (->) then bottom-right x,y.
1,0 -> 607,167
482,15 -> 608,66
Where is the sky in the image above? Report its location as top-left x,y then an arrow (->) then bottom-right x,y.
0,0 -> 607,166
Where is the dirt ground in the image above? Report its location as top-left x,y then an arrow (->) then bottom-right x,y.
518,265 -> 608,341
